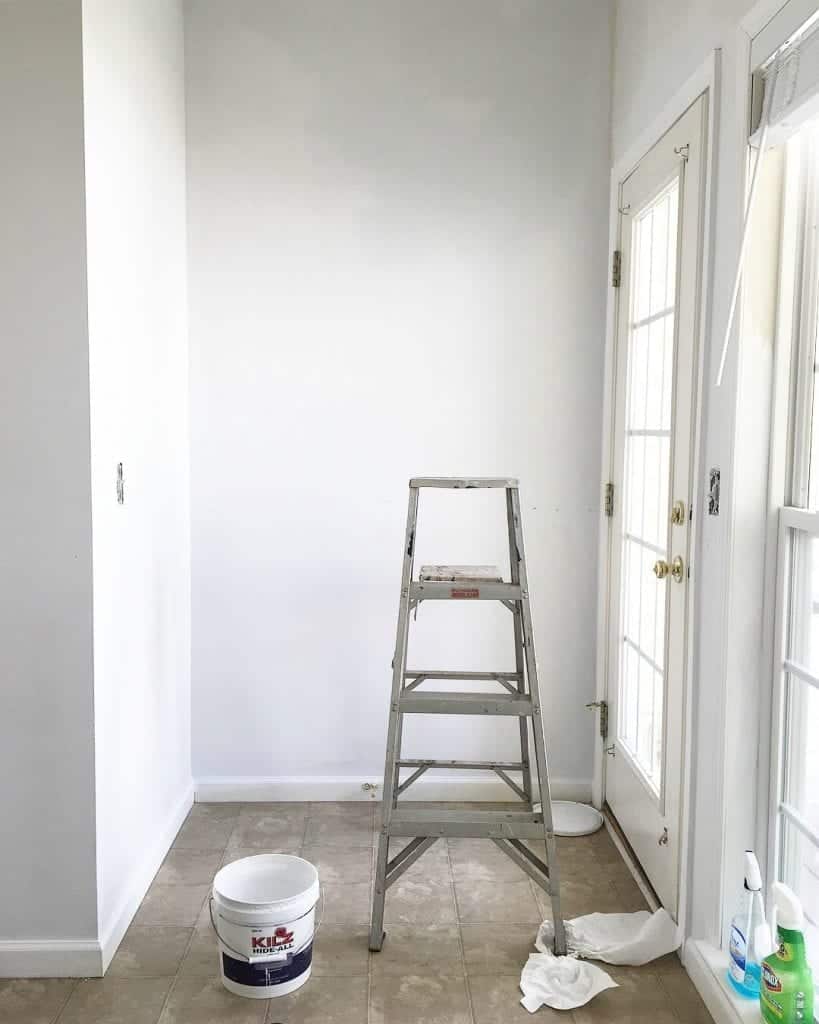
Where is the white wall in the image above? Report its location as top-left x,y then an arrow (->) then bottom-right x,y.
0,0 -> 99,951
81,0 -> 193,962
612,0 -> 772,950
185,0 -> 614,796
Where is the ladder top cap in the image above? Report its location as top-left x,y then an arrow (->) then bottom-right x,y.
409,477 -> 519,489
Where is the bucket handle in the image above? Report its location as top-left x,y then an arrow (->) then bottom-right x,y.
209,889 -> 323,965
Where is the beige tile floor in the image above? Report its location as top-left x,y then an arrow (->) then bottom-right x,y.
0,802 -> 715,1024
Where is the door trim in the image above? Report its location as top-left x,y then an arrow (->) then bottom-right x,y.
593,50 -> 720,944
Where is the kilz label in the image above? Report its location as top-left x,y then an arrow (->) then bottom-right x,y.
451,588 -> 479,599
252,926 -> 294,953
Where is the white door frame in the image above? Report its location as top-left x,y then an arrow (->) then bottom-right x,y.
593,50 -> 720,942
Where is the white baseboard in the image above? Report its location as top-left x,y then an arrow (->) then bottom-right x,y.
0,782 -> 195,979
0,939 -> 102,979
98,781 -> 195,973
194,774 -> 592,804
683,938 -> 759,1024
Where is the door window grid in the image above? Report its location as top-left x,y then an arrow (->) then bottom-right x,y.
776,513 -> 819,968
772,123 -> 819,998
618,178 -> 680,793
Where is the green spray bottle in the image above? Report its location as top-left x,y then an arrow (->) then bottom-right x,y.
760,883 -> 813,1024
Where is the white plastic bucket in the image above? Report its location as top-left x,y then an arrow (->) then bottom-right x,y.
210,854 -> 320,999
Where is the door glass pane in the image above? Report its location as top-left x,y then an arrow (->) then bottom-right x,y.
618,177 -> 679,795
788,532 -> 819,677
782,819 -> 818,946
784,674 -> 819,831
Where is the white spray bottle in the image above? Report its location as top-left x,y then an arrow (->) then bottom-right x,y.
728,851 -> 772,997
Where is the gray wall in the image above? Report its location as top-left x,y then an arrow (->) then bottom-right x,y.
185,0 -> 614,793
0,0 -> 97,942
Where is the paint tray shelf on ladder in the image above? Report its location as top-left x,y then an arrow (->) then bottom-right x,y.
368,476 -> 567,955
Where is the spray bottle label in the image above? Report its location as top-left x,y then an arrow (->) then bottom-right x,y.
729,924 -> 747,981
775,941 -> 795,963
762,963 -> 782,992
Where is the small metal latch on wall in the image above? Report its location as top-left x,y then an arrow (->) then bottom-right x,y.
611,250 -> 622,288
586,700 -> 609,740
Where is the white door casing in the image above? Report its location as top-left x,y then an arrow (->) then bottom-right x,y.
605,95 -> 707,916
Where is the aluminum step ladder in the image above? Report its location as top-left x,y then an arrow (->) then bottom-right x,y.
369,477 -> 567,954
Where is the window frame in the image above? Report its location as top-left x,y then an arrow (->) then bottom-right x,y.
767,123 -> 819,987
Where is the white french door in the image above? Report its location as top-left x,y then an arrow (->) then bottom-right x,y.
604,95 -> 706,915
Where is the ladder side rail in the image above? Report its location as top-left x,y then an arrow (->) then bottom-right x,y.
381,485 -> 419,812
509,485 -> 568,955
507,487 -> 532,805
370,484 -> 420,951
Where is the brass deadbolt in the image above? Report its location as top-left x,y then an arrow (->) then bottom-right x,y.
671,500 -> 685,525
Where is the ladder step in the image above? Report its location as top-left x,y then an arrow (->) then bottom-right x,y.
409,477 -> 518,489
398,692 -> 534,715
410,581 -> 522,601
387,808 -> 549,839
404,671 -> 521,681
404,671 -> 521,694
398,759 -> 525,771
419,565 -> 503,583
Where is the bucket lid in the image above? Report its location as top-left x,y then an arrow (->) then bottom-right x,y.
552,801 -> 604,837
214,854 -> 318,907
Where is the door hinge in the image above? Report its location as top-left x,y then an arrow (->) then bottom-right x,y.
586,700 -> 609,740
611,250 -> 622,288
604,482 -> 614,518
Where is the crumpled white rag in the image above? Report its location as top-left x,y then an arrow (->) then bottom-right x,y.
519,950 -> 618,1012
535,909 -> 680,966
519,910 -> 681,1012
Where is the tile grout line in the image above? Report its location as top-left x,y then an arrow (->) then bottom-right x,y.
366,804 -> 375,1024
447,839 -> 478,1024
153,806 -> 238,1024
264,808 -> 312,1024
364,802 -> 376,1024
49,978 -> 79,1024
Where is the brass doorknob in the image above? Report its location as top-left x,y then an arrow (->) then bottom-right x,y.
653,556 -> 685,582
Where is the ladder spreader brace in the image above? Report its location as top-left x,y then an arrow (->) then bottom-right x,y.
369,477 -> 567,955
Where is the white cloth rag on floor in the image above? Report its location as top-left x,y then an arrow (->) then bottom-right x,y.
520,950 -> 618,1012
519,910 -> 681,1013
536,909 -> 680,966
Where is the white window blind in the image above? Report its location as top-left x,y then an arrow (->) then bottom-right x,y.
716,7 -> 819,386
